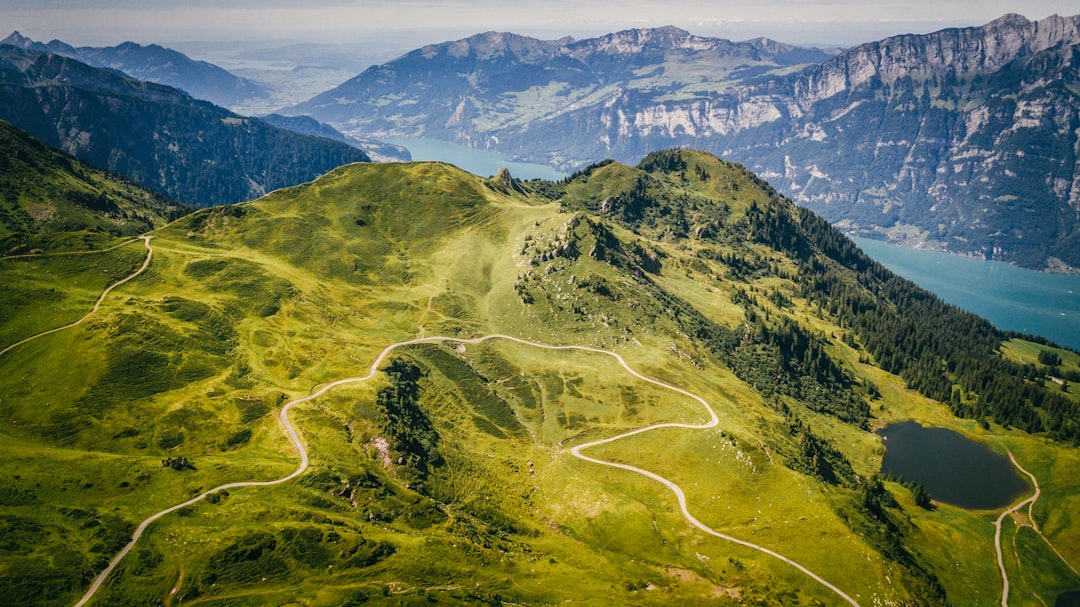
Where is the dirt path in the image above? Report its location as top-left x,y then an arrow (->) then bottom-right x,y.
996,450 -> 1039,606
74,333 -> 860,607
996,450 -> 1079,607
163,570 -> 183,607
0,235 -> 154,359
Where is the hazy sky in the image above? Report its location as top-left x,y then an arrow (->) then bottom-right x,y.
3,1 -> 1079,48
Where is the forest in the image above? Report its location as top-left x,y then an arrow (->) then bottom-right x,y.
795,209 -> 1080,442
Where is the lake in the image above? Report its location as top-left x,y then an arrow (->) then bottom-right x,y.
877,421 -> 1028,509
384,137 -> 566,181
852,237 -> 1080,351
1057,590 -> 1080,607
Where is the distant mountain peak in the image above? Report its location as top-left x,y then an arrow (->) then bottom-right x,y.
986,12 -> 1032,27
1,30 -> 34,49
591,26 -> 704,53
2,30 -> 51,53
421,30 -> 564,61
1,35 -> 270,108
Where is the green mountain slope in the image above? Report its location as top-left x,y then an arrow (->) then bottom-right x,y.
0,120 -> 188,255
0,152 -> 1076,606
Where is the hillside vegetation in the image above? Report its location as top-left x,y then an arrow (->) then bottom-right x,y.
0,121 -> 188,255
0,151 -> 1077,606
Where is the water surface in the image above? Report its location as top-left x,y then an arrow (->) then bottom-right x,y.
877,421 -> 1028,509
852,237 -> 1080,350
1056,589 -> 1080,607
384,137 -> 566,181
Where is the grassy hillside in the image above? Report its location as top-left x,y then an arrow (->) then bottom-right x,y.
0,153 -> 1077,606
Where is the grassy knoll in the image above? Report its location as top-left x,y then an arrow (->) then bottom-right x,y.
0,242 -> 148,346
1,155 -> 1078,605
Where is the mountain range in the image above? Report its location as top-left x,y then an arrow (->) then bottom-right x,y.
1,31 -> 268,109
1,16 -> 1079,605
0,43 -> 369,207
289,15 -> 1080,271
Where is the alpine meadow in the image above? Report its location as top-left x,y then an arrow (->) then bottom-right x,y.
1,144 -> 1078,606
2,7 -> 1080,607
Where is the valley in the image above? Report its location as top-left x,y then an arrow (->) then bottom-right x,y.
2,154 -> 1078,606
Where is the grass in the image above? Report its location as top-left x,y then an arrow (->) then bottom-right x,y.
1002,338 -> 1080,403
1,157 -> 1078,606
0,121 -> 185,256
0,242 -> 147,345
1001,338 -> 1080,369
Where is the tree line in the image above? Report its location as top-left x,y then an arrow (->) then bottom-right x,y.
795,209 -> 1080,442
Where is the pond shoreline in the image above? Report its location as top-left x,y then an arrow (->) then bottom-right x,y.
877,421 -> 1028,510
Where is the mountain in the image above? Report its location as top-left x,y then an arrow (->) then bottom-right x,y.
715,13 -> 1080,271
0,120 -> 188,254
0,44 -> 369,207
1,31 -> 269,108
1,149 -> 1076,606
288,27 -> 837,143
291,16 -> 1080,271
259,113 -> 411,162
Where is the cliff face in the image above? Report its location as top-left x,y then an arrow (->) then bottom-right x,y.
293,15 -> 1080,270
716,14 -> 1080,269
569,15 -> 1080,269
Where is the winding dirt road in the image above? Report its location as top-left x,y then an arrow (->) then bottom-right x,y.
73,333 -> 860,607
995,450 -> 1040,607
995,449 -> 1077,607
7,241 -> 858,607
7,221 -> 1068,607
0,235 -> 154,359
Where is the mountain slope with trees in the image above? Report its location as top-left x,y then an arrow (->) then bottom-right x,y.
0,120 -> 188,254
0,44 -> 369,207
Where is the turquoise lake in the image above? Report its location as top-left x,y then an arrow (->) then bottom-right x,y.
852,237 -> 1080,350
382,137 -> 1080,350
385,137 -> 566,181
